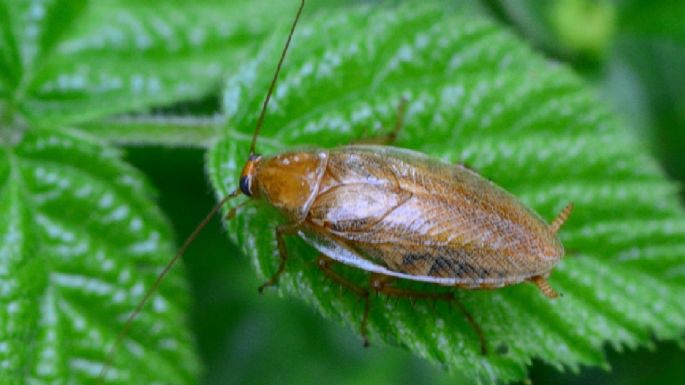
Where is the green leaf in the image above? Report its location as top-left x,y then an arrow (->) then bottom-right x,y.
0,0 -> 88,101
1,1 -> 367,383
0,1 -> 20,93
0,128 -> 198,384
207,3 -> 685,383
13,0 -> 290,126
1,1 -> 209,383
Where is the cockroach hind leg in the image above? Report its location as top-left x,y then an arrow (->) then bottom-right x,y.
529,275 -> 559,299
370,276 -> 488,355
315,254 -> 371,346
550,202 -> 574,234
452,296 -> 488,355
361,296 -> 371,347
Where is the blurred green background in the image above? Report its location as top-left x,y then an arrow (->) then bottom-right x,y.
124,0 -> 685,384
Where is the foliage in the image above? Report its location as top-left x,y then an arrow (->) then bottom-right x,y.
0,0 -> 271,383
1,1 -> 684,384
208,3 -> 685,384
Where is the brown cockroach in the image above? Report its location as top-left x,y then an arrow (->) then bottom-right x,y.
100,0 -> 573,380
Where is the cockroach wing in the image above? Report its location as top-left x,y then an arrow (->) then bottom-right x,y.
298,227 -> 471,285
303,145 -> 564,288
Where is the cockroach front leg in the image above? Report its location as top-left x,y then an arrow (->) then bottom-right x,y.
316,255 -> 372,347
370,274 -> 488,355
258,224 -> 299,293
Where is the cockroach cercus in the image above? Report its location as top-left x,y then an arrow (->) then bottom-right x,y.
100,0 -> 574,380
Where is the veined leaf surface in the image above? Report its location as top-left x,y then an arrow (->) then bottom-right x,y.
208,3 -> 685,383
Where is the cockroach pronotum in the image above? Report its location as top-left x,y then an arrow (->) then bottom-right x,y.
100,0 -> 573,380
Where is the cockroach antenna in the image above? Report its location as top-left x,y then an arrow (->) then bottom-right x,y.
249,0 -> 306,156
96,1 -> 306,383
95,192 -> 240,384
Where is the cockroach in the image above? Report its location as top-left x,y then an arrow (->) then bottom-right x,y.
100,0 -> 573,380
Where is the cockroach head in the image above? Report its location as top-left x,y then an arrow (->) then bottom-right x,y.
241,0 -> 305,197
239,153 -> 262,197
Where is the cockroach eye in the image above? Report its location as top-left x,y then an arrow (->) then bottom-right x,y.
239,175 -> 252,197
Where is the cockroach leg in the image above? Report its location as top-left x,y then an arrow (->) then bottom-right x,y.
369,274 -> 488,355
225,207 -> 238,221
360,295 -> 371,347
258,224 -> 299,293
457,161 -> 478,173
385,97 -> 408,145
316,255 -> 371,346
352,98 -> 408,145
529,275 -> 559,299
550,202 -> 574,234
452,296 -> 488,355
224,200 -> 251,220
316,255 -> 368,298
370,273 -> 452,300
